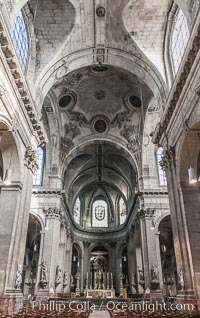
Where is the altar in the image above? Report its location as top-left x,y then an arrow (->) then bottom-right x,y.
85,289 -> 115,298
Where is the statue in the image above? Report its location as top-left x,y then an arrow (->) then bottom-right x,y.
178,270 -> 184,291
39,261 -> 48,289
96,269 -> 103,288
151,265 -> 159,283
70,275 -> 74,287
138,267 -> 144,283
63,271 -> 68,287
131,272 -> 136,293
55,266 -> 62,285
15,265 -> 22,289
40,261 -> 47,280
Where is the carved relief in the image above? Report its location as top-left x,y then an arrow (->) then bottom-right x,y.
60,122 -> 80,153
159,146 -> 175,171
15,265 -> 22,290
5,0 -> 15,12
24,146 -> 39,174
43,207 -> 62,219
116,113 -> 131,129
120,124 -> 140,153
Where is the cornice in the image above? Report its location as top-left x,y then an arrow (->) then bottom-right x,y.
153,22 -> 200,145
0,18 -> 47,147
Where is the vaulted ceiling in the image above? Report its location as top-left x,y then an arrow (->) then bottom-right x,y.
7,0 -> 180,106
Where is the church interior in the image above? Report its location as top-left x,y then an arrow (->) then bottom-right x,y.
0,0 -> 200,317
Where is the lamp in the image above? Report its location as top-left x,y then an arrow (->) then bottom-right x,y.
3,140 -> 14,185
150,219 -> 155,230
4,168 -> 12,185
188,166 -> 197,184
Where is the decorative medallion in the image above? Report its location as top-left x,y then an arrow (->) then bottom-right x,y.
59,91 -> 77,109
96,6 -> 106,18
95,205 -> 105,220
94,90 -> 105,100
93,118 -> 108,133
126,94 -> 142,109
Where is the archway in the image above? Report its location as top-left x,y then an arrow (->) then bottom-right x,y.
178,122 -> 200,297
158,215 -> 177,297
89,246 -> 109,290
23,214 -> 42,297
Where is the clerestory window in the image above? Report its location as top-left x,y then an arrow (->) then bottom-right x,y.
12,10 -> 29,72
92,199 -> 108,227
171,9 -> 189,75
73,197 -> 81,225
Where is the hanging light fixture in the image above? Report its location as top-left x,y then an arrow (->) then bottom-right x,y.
150,219 -> 155,230
4,168 -> 12,185
188,166 -> 197,184
4,142 -> 14,186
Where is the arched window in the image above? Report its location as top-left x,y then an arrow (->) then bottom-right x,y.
73,197 -> 81,224
33,147 -> 44,186
157,147 -> 167,187
92,199 -> 108,227
12,10 -> 29,72
119,197 -> 127,225
171,9 -> 189,75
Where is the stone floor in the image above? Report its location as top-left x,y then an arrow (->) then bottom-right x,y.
89,310 -> 110,317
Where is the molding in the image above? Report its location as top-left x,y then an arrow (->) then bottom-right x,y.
153,21 -> 200,145
0,18 -> 47,146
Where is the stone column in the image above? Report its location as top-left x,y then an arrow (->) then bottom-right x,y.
83,242 -> 90,290
140,218 -> 150,291
127,227 -> 137,294
37,207 -> 62,295
160,147 -> 195,299
0,146 -> 37,302
114,242 -> 122,294
63,227 -> 73,293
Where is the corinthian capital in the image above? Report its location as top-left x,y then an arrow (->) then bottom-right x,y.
24,146 -> 39,174
43,207 -> 62,219
159,146 -> 175,171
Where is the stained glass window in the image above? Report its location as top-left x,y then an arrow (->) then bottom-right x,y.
171,9 -> 189,74
92,199 -> 108,227
33,148 -> 44,186
157,147 -> 167,187
12,11 -> 29,72
73,197 -> 81,224
119,197 -> 127,225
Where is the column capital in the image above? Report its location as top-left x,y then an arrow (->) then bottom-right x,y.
159,146 -> 175,171
24,146 -> 39,174
43,207 -> 62,220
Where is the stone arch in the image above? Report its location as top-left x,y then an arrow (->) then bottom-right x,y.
174,121 -> 200,297
33,51 -> 167,114
0,121 -> 21,183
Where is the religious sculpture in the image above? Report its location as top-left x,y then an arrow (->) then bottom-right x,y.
55,266 -> 62,285
96,269 -> 103,289
63,271 -> 68,287
178,270 -> 184,291
151,265 -> 159,283
39,261 -> 48,289
70,274 -> 74,287
15,265 -> 23,290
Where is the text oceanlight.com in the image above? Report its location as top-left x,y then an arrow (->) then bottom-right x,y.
31,300 -> 195,313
